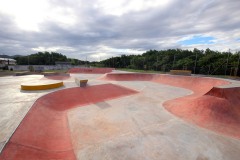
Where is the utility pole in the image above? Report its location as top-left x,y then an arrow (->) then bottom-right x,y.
225,49 -> 230,76
194,52 -> 197,74
172,55 -> 176,69
208,65 -> 211,75
112,57 -> 114,68
237,51 -> 240,76
52,54 -> 54,65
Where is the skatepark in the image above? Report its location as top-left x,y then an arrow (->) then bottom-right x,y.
0,68 -> 240,160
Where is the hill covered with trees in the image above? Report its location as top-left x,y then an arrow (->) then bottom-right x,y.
14,52 -> 86,65
6,48 -> 240,76
100,48 -> 240,76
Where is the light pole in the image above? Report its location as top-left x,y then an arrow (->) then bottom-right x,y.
194,52 -> 197,74
225,49 -> 230,76
237,51 -> 240,76
172,54 -> 176,69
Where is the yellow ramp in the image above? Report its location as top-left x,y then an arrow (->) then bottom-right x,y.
21,80 -> 63,90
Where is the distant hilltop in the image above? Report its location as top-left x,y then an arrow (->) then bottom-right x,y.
0,55 -> 22,58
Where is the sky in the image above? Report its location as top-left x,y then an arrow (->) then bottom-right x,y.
0,0 -> 239,61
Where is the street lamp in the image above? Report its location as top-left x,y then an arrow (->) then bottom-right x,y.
225,49 -> 230,76
194,52 -> 197,74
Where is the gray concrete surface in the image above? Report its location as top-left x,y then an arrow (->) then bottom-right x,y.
0,74 -> 103,152
67,81 -> 240,160
0,73 -> 240,160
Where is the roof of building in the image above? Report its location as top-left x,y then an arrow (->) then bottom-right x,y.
0,58 -> 16,62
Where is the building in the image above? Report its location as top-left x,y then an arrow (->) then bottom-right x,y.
0,58 -> 16,68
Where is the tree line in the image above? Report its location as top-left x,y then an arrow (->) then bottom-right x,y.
9,48 -> 240,76
99,48 -> 240,76
14,52 -> 86,65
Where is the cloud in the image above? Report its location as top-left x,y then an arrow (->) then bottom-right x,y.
0,0 -> 239,61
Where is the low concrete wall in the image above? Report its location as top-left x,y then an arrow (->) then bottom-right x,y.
170,70 -> 192,76
8,65 -> 73,71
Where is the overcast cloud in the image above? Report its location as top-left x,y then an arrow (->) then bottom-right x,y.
0,0 -> 239,61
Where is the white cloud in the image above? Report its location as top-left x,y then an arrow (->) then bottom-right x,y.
95,0 -> 173,16
32,46 -> 76,52
0,0 -> 239,61
0,0 -> 76,31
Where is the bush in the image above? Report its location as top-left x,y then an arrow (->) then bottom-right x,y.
28,66 -> 34,72
3,66 -> 8,70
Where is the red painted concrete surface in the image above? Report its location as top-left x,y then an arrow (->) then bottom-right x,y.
102,73 -> 240,139
164,87 -> 240,139
0,84 -> 137,160
68,68 -> 114,74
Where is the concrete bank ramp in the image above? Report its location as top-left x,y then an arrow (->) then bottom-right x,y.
164,86 -> 240,139
68,68 -> 114,74
0,84 -> 137,160
102,73 -> 240,139
43,73 -> 70,80
102,73 -> 229,94
21,80 -> 64,91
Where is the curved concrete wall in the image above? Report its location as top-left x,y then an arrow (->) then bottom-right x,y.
0,84 -> 138,160
102,73 -> 240,139
68,68 -> 114,74
102,73 -> 229,95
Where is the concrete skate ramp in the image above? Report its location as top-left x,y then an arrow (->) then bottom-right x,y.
21,80 -> 64,90
43,73 -> 70,80
102,73 -> 240,139
68,68 -> 114,74
0,84 -> 138,160
164,87 -> 240,139
103,73 -> 155,81
43,75 -> 70,80
102,73 -> 229,95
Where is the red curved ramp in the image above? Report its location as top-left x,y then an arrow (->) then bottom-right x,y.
101,73 -> 240,139
102,73 -> 229,94
164,87 -> 240,139
102,73 -> 155,81
68,68 -> 114,74
0,84 -> 138,160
